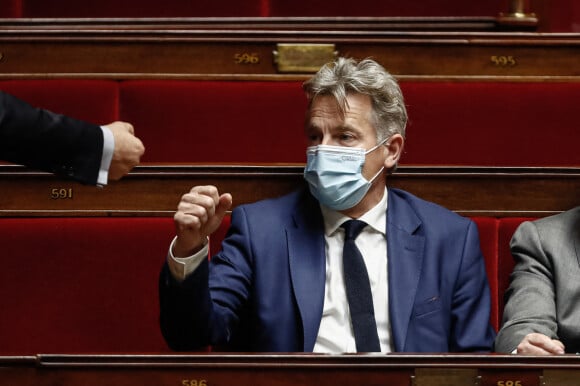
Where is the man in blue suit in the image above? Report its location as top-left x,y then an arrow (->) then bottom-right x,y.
159,57 -> 495,353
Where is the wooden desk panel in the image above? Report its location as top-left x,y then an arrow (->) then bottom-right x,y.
0,28 -> 579,80
0,165 -> 579,217
2,354 -> 580,386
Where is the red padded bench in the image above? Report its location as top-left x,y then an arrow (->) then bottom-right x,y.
0,0 -> 265,17
0,214 -> 529,354
1,0 -> 504,18
2,79 -> 580,166
0,215 -> 228,354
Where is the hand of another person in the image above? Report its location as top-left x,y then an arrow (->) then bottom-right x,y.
173,185 -> 233,257
517,333 -> 565,355
104,121 -> 145,181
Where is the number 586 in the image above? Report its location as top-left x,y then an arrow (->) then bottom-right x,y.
182,380 -> 207,386
497,381 -> 522,386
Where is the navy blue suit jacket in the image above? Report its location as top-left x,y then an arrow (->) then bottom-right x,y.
159,188 -> 496,352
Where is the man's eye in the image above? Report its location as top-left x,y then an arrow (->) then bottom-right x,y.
307,134 -> 322,144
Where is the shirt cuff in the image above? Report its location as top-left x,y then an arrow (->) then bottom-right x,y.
166,236 -> 209,281
97,126 -> 115,187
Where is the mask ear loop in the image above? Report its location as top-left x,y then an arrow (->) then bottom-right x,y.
365,137 -> 391,183
368,166 -> 385,184
365,137 -> 390,155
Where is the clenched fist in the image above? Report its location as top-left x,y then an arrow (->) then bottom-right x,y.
173,185 -> 233,257
104,121 -> 145,181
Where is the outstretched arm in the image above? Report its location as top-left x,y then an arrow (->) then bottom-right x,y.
0,91 -> 143,185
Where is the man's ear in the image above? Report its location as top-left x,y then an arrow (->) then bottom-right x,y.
383,134 -> 404,170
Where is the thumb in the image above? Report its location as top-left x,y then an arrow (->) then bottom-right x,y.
215,193 -> 233,221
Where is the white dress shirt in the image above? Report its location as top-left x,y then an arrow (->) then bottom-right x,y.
313,187 -> 392,353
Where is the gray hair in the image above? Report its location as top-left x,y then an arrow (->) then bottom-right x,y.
303,57 -> 407,142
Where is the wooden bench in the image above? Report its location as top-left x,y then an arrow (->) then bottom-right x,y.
0,166 -> 579,354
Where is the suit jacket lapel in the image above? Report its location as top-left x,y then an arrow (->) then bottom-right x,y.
387,191 -> 425,351
287,192 -> 326,351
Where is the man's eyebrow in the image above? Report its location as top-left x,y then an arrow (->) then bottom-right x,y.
339,123 -> 360,133
304,123 -> 319,132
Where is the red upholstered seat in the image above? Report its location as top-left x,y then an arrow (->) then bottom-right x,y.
0,217 -> 175,354
0,80 -> 119,125
471,217 -> 499,330
119,80 -> 307,163
0,214 -> 539,353
269,0 -> 503,17
0,0 -> 19,17
4,0 -> 506,18
18,0 -> 264,17
116,80 -> 580,166
400,82 -> 580,167
2,79 -> 579,166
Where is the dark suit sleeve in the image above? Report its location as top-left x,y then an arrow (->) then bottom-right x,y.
0,91 -> 104,185
159,260 -> 215,351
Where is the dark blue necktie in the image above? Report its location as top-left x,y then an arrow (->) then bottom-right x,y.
341,219 -> 381,352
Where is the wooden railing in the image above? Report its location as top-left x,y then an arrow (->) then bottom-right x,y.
1,165 -> 578,217
2,353 -> 580,386
1,22 -> 580,81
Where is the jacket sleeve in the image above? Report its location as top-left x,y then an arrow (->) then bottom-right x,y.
159,259 -> 215,351
159,206 -> 254,351
450,220 -> 497,352
0,91 -> 104,185
494,221 -> 558,353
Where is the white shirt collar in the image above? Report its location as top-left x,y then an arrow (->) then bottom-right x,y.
320,187 -> 388,237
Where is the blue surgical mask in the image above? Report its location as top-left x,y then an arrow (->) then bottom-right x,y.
303,138 -> 387,211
